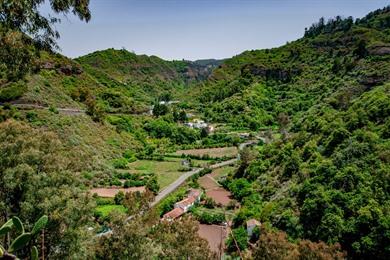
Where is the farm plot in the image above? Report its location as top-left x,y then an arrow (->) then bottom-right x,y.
198,224 -> 227,254
90,187 -> 145,198
198,167 -> 235,206
128,160 -> 185,190
174,146 -> 238,158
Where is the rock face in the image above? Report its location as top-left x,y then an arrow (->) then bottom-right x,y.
40,61 -> 83,75
241,64 -> 301,82
369,46 -> 390,56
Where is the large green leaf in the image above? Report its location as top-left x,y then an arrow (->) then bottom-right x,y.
32,215 -> 48,235
31,246 -> 39,260
12,216 -> 24,233
9,232 -> 31,252
0,219 -> 13,236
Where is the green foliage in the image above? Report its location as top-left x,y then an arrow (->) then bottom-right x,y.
31,246 -> 39,260
226,226 -> 248,252
112,157 -> 129,169
9,233 -> 31,252
12,217 -> 24,233
191,208 -> 225,224
0,215 -> 47,258
0,81 -> 27,101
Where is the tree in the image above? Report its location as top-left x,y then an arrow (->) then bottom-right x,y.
114,191 -> 125,205
0,0 -> 90,50
0,120 -> 95,258
150,217 -> 215,259
152,103 -> 169,117
0,0 -> 91,81
253,228 -> 345,260
226,226 -> 248,252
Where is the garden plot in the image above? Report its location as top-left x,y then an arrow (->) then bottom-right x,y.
127,160 -> 185,190
175,146 -> 238,158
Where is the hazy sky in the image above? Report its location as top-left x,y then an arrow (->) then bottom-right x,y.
45,0 -> 389,60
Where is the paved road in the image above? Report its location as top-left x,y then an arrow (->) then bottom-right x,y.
151,140 -> 259,207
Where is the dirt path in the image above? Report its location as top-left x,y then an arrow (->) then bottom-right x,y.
0,102 -> 86,115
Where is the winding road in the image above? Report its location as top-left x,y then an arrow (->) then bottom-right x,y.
151,140 -> 258,207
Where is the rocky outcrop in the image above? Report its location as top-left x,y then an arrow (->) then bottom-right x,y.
241,64 -> 301,82
369,45 -> 390,56
40,61 -> 83,75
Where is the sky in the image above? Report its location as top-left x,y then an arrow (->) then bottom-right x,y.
43,0 -> 390,60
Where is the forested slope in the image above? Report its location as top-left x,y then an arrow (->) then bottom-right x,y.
207,7 -> 390,259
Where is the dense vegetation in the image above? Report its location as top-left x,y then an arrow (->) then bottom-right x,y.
1,2 -> 390,258
215,6 -> 390,259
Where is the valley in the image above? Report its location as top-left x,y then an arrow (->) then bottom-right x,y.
1,3 -> 390,259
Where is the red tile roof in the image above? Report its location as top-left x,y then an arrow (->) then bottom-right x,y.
188,189 -> 201,198
175,196 -> 196,208
163,207 -> 184,220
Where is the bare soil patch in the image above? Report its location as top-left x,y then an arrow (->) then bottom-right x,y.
206,188 -> 232,206
198,224 -> 227,254
90,187 -> 145,198
175,147 -> 238,158
198,175 -> 219,190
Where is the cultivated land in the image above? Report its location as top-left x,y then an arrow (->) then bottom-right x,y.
174,146 -> 238,158
95,204 -> 127,217
198,224 -> 227,255
90,187 -> 146,198
199,166 -> 235,206
128,160 -> 185,190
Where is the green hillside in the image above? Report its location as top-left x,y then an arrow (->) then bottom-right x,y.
206,7 -> 390,259
75,48 -> 221,113
1,3 -> 390,259
199,7 -> 390,130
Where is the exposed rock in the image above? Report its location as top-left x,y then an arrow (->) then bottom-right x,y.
241,64 -> 300,82
369,46 -> 390,56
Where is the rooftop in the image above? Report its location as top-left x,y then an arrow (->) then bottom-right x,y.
246,219 -> 261,227
163,207 -> 184,220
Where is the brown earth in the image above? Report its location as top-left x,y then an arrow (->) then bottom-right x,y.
175,147 -> 238,158
198,224 -> 227,255
206,188 -> 232,206
90,187 -> 145,198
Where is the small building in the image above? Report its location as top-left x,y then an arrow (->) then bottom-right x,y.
174,196 -> 196,212
185,119 -> 208,129
188,189 -> 202,202
181,159 -> 190,168
162,207 -> 184,221
246,219 -> 261,237
162,189 -> 202,221
239,133 -> 250,139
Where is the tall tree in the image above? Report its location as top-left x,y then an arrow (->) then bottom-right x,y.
0,0 -> 91,81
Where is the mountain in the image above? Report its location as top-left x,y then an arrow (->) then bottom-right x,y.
75,49 -> 222,112
197,6 -> 389,259
0,5 -> 389,259
197,6 -> 390,130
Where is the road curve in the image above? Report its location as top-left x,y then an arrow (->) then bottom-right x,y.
151,140 -> 259,207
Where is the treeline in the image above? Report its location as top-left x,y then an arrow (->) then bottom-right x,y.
304,5 -> 390,37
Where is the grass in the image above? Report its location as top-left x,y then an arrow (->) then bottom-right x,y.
128,160 -> 185,190
210,166 -> 235,180
95,204 -> 127,217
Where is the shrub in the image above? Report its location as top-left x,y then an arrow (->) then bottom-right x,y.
0,81 -> 27,101
112,158 -> 129,169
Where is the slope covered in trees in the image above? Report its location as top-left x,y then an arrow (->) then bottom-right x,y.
205,6 -> 390,259
1,2 -> 390,258
198,6 -> 390,130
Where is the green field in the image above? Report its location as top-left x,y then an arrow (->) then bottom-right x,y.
128,160 -> 186,190
95,205 -> 127,217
